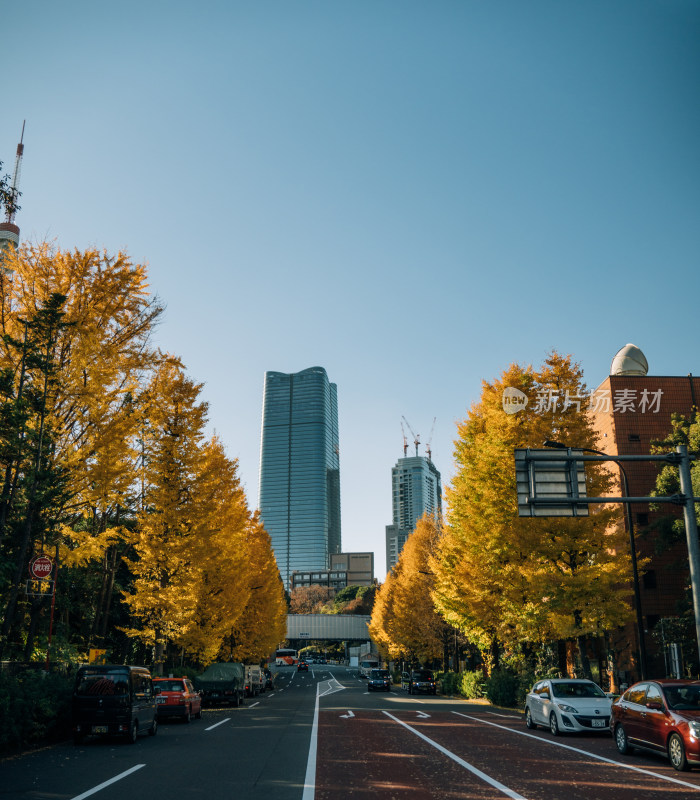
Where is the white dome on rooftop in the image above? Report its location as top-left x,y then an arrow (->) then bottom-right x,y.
611,344 -> 648,376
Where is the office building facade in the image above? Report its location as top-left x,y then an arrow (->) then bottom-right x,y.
259,366 -> 341,589
385,455 -> 442,573
590,343 -> 700,681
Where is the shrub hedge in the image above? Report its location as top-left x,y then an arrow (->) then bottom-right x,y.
484,670 -> 520,707
0,669 -> 73,754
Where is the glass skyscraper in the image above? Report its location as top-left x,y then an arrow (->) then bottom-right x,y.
259,366 -> 341,589
385,455 -> 442,573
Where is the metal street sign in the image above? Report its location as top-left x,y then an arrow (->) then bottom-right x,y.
29,555 -> 53,579
515,448 -> 589,517
26,578 -> 53,596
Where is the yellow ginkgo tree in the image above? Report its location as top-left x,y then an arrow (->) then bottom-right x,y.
432,352 -> 632,675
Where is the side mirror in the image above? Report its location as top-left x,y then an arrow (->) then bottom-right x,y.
646,700 -> 663,711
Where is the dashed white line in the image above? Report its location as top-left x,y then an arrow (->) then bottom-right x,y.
70,765 -> 145,800
204,717 -> 230,731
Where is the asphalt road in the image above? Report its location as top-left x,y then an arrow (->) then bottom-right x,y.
3,665 -> 700,799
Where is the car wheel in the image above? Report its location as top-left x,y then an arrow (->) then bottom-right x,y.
615,724 -> 633,755
128,720 -> 138,744
549,712 -> 560,736
669,733 -> 690,771
149,717 -> 157,736
525,707 -> 537,730
184,707 -> 191,724
196,705 -> 202,720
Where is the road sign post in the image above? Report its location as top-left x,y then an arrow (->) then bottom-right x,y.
29,555 -> 52,580
514,447 -> 700,680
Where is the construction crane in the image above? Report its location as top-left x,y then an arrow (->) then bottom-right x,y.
5,121 -> 25,224
401,416 -> 420,457
425,417 -> 436,462
400,420 -> 408,457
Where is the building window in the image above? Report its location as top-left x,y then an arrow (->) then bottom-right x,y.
628,434 -> 641,443
642,570 -> 657,590
646,614 -> 660,630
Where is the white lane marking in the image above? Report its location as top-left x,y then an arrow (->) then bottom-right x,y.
205,717 -> 231,731
302,685 -> 321,800
488,712 -> 521,719
319,678 -> 346,697
340,710 -> 355,718
249,702 -> 260,708
383,712 -> 527,800
416,712 -> 430,718
452,712 -> 700,792
70,765 -> 146,800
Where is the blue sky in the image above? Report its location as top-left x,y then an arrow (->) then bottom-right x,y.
3,1 -> 699,577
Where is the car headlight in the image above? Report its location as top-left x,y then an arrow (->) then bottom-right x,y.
556,703 -> 578,714
690,721 -> 700,738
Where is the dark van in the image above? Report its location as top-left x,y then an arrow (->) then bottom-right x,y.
72,664 -> 160,744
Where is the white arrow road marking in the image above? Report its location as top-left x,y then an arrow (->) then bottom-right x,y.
416,712 -> 430,718
340,710 -> 355,718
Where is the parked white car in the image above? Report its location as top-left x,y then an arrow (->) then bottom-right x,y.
525,678 -> 612,735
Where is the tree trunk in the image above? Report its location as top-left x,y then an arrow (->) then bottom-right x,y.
577,634 -> 593,680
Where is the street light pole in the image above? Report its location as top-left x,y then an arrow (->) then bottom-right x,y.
544,440 -> 648,679
677,444 -> 700,667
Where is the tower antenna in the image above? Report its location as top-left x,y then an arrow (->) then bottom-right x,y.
6,121 -> 25,224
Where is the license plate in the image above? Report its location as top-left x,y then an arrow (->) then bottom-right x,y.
591,719 -> 606,728
92,725 -> 108,734
156,697 -> 166,703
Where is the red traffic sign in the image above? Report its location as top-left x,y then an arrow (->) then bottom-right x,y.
30,555 -> 53,579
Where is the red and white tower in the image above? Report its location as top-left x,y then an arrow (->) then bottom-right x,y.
0,122 -> 25,256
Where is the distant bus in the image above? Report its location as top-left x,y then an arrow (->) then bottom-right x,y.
275,648 -> 298,666
359,652 -> 380,678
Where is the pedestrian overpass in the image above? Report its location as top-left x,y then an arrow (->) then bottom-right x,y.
286,614 -> 371,644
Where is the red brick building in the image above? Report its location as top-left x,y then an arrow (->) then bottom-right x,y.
590,344 -> 700,682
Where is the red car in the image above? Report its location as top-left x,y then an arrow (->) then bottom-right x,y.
153,677 -> 202,723
612,679 -> 700,770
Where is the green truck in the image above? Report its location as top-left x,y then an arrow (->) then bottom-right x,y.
195,662 -> 245,707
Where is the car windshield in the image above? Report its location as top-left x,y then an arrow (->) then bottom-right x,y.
155,680 -> 185,692
370,670 -> 389,678
412,671 -> 433,680
75,669 -> 129,696
551,681 -> 606,699
663,685 -> 700,710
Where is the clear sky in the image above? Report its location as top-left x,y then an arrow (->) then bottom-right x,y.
3,1 -> 699,578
